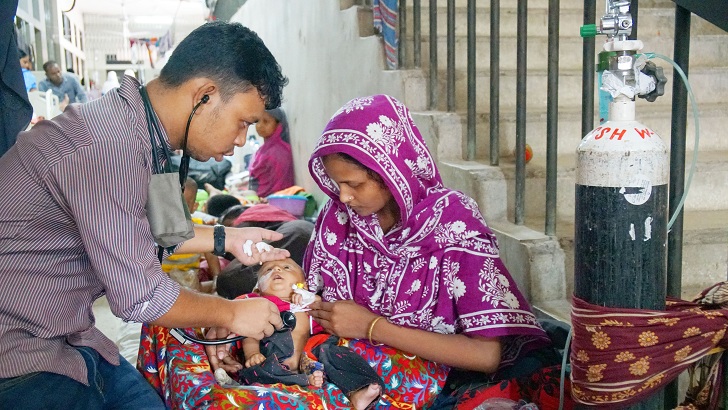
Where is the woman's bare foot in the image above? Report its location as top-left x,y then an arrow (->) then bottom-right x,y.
307,370 -> 324,388
349,383 -> 381,410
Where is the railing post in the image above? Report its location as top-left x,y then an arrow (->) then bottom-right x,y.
447,0 -> 455,111
581,0 -> 596,138
398,0 -> 407,68
664,4 -> 691,407
428,0 -> 438,109
489,0 -> 500,166
466,0 -> 476,160
545,0 -> 559,236
515,0 -> 527,225
413,0 -> 421,67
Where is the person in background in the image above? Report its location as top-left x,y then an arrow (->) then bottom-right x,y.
0,22 -> 288,409
38,60 -> 87,104
66,67 -> 82,85
101,71 -> 120,95
18,49 -> 36,92
205,193 -> 242,220
87,79 -> 102,101
248,108 -> 294,198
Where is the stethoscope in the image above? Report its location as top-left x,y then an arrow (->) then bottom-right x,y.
170,311 -> 297,346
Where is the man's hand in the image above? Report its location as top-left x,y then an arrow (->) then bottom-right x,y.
204,298 -> 283,372
204,327 -> 242,374
226,227 -> 290,266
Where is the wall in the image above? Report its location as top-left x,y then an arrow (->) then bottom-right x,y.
231,0 -> 424,202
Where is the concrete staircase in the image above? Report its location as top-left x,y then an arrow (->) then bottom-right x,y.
392,0 -> 728,322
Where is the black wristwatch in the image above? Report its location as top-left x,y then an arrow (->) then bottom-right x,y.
212,224 -> 226,256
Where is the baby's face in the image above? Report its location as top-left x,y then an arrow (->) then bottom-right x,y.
257,258 -> 305,298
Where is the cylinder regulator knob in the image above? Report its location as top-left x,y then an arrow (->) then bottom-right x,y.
639,60 -> 668,102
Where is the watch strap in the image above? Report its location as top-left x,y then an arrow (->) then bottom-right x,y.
213,224 -> 226,256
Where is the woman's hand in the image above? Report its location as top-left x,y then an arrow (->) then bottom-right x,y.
226,227 -> 290,266
308,300 -> 379,339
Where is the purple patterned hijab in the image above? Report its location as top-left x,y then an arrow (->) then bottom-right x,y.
304,95 -> 549,366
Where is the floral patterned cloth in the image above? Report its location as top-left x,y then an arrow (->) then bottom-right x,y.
138,324 -> 448,409
305,95 -> 550,368
570,296 -> 728,407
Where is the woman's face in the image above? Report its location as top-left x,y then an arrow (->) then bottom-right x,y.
253,112 -> 279,138
322,154 -> 394,218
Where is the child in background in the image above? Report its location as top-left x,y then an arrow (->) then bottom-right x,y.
19,50 -> 37,92
161,178 -> 221,293
204,193 -> 242,219
248,108 -> 295,198
232,258 -> 383,410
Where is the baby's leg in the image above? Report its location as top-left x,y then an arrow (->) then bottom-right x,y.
348,384 -> 382,410
307,370 -> 324,388
299,353 -> 325,388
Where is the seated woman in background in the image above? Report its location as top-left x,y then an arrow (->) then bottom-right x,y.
248,108 -> 295,198
303,95 -> 553,395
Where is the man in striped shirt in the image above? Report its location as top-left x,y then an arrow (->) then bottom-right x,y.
0,22 -> 290,409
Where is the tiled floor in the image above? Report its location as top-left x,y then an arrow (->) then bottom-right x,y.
92,296 -> 142,365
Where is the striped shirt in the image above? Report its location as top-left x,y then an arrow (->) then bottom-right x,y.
0,76 -> 180,385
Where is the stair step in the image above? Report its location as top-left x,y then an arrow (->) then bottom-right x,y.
528,208 -> 728,303
406,34 -> 728,72
404,4 -> 726,39
498,149 -> 728,221
430,66 -> 728,113
458,103 -> 728,158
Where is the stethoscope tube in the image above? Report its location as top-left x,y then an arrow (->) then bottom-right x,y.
170,311 -> 297,346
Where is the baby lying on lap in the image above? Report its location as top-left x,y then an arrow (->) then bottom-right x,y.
216,258 -> 383,410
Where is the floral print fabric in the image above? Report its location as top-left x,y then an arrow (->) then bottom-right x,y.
571,296 -> 728,407
305,95 -> 549,367
138,324 -> 448,409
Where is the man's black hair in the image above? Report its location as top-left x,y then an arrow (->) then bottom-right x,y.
159,22 -> 287,109
18,49 -> 27,59
42,60 -> 58,72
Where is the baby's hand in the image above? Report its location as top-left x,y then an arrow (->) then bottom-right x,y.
245,353 -> 266,368
291,284 -> 316,306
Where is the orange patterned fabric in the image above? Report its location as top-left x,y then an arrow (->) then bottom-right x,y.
570,296 -> 728,408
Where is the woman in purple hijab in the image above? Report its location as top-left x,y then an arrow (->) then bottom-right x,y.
248,107 -> 294,197
306,95 -> 550,376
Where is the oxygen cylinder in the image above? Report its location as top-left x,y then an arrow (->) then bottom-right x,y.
574,95 -> 668,311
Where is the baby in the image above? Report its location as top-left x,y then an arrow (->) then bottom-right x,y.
233,258 -> 383,410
